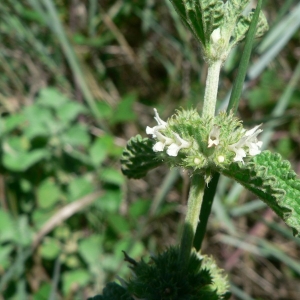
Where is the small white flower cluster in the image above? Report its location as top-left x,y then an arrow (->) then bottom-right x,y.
228,125 -> 263,163
208,124 -> 263,163
146,109 -> 190,157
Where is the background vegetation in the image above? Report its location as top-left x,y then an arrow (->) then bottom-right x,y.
0,0 -> 300,299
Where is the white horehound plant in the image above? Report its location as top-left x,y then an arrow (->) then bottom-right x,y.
90,1 -> 300,299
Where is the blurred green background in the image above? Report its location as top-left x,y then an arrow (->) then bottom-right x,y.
0,0 -> 300,299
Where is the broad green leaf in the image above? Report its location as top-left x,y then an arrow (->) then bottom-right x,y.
61,123 -> 90,148
0,210 -> 15,242
3,148 -> 49,172
222,151 -> 300,237
36,87 -> 69,109
96,102 -> 113,119
168,0 -> 195,37
33,284 -> 51,300
89,138 -> 109,166
129,199 -> 151,218
121,135 -> 163,179
62,269 -> 90,295
110,93 -> 136,124
32,210 -> 55,229
37,178 -> 61,209
94,190 -> 122,213
0,245 -> 13,270
2,113 -> 26,133
100,168 -> 124,186
68,177 -> 93,201
40,237 -> 61,259
107,214 -> 130,235
57,101 -> 87,123
23,105 -> 58,138
17,215 -> 33,246
78,235 -> 103,266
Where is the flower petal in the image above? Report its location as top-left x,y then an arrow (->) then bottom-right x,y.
233,148 -> 246,162
153,141 -> 165,152
167,144 -> 180,156
153,108 -> 167,127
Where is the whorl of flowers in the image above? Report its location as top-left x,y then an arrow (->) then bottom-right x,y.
146,109 -> 263,175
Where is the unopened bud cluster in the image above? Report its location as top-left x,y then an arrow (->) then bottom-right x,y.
146,109 -> 262,180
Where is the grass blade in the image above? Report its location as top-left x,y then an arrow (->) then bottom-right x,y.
227,0 -> 263,114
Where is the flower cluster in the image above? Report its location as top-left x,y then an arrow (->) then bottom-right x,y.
228,125 -> 263,163
146,109 -> 191,157
208,123 -> 263,163
146,109 -> 263,166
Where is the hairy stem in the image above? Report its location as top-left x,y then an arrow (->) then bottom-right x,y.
180,174 -> 205,266
202,60 -> 222,118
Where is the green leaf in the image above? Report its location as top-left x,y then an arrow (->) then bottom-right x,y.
3,148 -> 49,172
110,93 -> 136,124
202,0 -> 224,38
36,87 -> 69,110
33,284 -> 51,300
57,101 -> 87,123
2,113 -> 26,133
89,138 -> 109,166
107,214 -> 130,235
40,237 -> 61,259
23,104 -> 58,138
78,235 -> 103,266
121,135 -> 163,179
32,210 -> 55,229
62,269 -> 90,295
168,0 -> 195,36
129,199 -> 151,218
61,123 -> 90,148
68,177 -> 93,201
0,210 -> 15,242
37,178 -> 61,209
100,168 -> 124,186
94,190 -> 122,213
222,151 -> 300,237
0,245 -> 13,270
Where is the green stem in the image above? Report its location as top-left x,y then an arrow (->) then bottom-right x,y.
194,173 -> 220,251
202,60 -> 222,118
180,174 -> 205,266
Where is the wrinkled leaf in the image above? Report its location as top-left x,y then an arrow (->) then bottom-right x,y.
121,135 -> 163,179
222,151 -> 300,237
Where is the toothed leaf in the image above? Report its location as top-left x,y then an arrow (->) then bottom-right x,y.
168,0 -> 195,37
232,10 -> 269,46
222,151 -> 300,237
202,0 -> 225,38
121,135 -> 163,179
183,0 -> 207,45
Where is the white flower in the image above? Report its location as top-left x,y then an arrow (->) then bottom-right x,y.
152,131 -> 174,152
208,125 -> 220,148
167,133 -> 191,157
146,108 -> 191,156
146,108 -> 174,152
228,124 -> 263,163
146,108 -> 167,138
